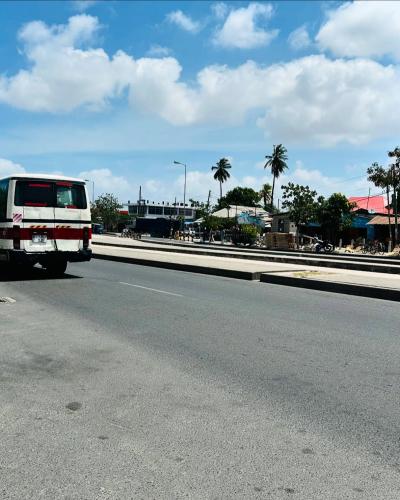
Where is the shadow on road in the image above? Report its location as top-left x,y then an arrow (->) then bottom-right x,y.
0,264 -> 82,282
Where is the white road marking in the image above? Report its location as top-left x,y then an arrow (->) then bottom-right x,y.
119,282 -> 183,297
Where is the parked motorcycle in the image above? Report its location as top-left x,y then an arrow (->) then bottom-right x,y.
314,238 -> 334,253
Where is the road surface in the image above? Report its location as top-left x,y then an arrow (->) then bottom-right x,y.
1,259 -> 400,499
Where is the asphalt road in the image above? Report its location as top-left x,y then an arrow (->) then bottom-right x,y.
1,259 -> 400,499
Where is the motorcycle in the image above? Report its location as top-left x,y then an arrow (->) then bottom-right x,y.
313,238 -> 334,253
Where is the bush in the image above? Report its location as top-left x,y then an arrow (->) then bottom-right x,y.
231,224 -> 259,246
202,215 -> 236,231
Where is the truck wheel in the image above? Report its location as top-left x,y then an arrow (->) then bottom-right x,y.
45,259 -> 67,277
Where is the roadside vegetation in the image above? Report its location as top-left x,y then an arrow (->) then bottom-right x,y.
91,143 -> 400,250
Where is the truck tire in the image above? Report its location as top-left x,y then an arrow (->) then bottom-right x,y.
45,258 -> 68,277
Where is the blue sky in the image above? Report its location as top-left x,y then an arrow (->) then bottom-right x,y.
0,0 -> 399,205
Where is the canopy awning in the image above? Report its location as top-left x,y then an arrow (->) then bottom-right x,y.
367,215 -> 398,225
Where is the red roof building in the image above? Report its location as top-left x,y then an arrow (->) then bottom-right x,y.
348,196 -> 390,215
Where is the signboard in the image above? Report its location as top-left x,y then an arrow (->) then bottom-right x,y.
237,212 -> 264,228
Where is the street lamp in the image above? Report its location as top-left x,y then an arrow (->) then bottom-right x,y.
173,161 -> 187,231
84,179 -> 95,203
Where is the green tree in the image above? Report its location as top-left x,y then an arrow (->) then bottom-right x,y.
91,193 -> 121,230
188,198 -> 205,208
316,193 -> 355,245
212,158 -> 231,201
367,163 -> 394,246
224,187 -> 261,207
259,183 -> 272,210
201,215 -> 236,231
264,144 -> 288,211
387,147 -> 400,244
231,224 -> 260,247
215,196 -> 232,216
281,182 -> 318,248
189,198 -> 208,219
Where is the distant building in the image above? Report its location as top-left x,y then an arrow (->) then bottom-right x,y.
270,195 -> 392,243
347,195 -> 391,241
210,205 -> 272,229
271,212 -> 297,234
127,200 -> 196,221
349,195 -> 391,215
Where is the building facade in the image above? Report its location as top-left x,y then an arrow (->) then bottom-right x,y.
271,196 -> 390,244
127,201 -> 196,221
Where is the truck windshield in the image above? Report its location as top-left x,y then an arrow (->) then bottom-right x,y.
15,181 -> 87,209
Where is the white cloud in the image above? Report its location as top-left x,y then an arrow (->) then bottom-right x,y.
144,179 -> 163,194
287,165 -> 375,198
288,25 -> 311,51
263,161 -> 374,200
316,1 -> 400,61
78,168 -> 131,200
291,162 -> 340,189
72,1 -> 98,12
0,158 -> 26,178
140,163 -> 374,206
0,15 -> 135,112
176,170 -> 238,200
130,54 -> 400,146
166,10 -> 201,33
255,160 -> 266,170
213,3 -> 278,49
3,16 -> 400,146
211,2 -> 229,20
254,55 -> 400,146
146,44 -> 172,57
173,170 -> 271,201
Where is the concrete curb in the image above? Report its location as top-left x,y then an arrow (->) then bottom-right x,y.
92,250 -> 400,301
139,237 -> 400,264
260,273 -> 400,302
92,241 -> 400,274
93,253 -> 261,281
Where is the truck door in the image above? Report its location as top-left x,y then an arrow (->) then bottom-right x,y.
14,180 -> 56,253
53,181 -> 87,252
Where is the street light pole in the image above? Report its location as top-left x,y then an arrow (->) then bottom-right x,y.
173,161 -> 187,232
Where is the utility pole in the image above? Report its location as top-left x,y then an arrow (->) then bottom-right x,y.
391,162 -> 399,244
388,148 -> 400,244
394,173 -> 398,244
207,190 -> 211,213
173,161 -> 187,231
386,185 -> 393,247
138,185 -> 145,217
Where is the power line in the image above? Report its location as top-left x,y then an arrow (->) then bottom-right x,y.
327,174 -> 369,186
348,190 -> 389,201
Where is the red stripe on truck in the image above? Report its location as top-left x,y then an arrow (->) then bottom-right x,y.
0,227 -> 92,240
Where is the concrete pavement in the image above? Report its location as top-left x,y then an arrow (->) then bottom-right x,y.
92,237 -> 400,301
1,259 -> 400,498
93,241 -> 311,280
93,235 -> 400,275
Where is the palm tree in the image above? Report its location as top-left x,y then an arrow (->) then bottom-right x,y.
259,183 -> 272,210
264,144 -> 288,211
212,158 -> 231,201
